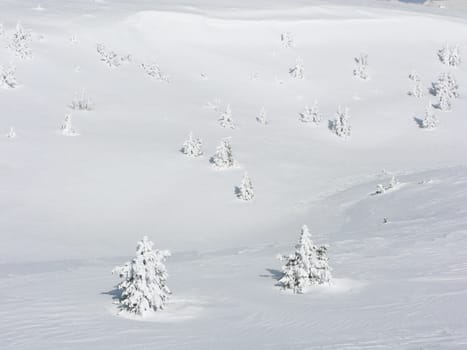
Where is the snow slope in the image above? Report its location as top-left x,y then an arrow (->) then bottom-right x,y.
1,0 -> 467,348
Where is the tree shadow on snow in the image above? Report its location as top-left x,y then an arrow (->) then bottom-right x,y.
101,287 -> 122,302
413,116 -> 424,128
234,186 -> 241,198
259,268 -> 283,283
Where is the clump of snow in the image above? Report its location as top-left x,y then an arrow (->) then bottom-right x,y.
256,107 -> 268,125
438,44 -> 461,67
141,62 -> 170,82
210,138 -> 236,169
278,225 -> 332,294
299,101 -> 322,124
113,236 -> 171,316
289,57 -> 304,79
330,106 -> 351,138
181,132 -> 203,157
236,172 -> 254,201
70,89 -> 93,111
353,53 -> 369,80
96,43 -> 132,68
408,71 -> 424,97
9,22 -> 33,59
432,72 -> 459,111
218,104 -> 235,129
60,114 -> 79,136
280,32 -> 294,48
6,126 -> 16,139
0,63 -> 19,89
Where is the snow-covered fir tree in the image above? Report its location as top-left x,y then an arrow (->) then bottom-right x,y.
421,101 -> 438,129
210,138 -> 236,169
408,71 -> 423,98
432,72 -> 459,111
0,63 -> 18,89
281,32 -> 294,48
60,114 -> 79,136
299,101 -> 322,124
113,236 -> 171,315
9,22 -> 32,59
218,104 -> 235,129
237,172 -> 254,201
6,126 -> 16,139
181,131 -> 203,157
331,106 -> 351,138
438,44 -> 461,67
256,107 -> 268,125
353,53 -> 369,80
278,225 -> 332,293
70,89 -> 93,111
141,62 -> 170,83
289,57 -> 304,79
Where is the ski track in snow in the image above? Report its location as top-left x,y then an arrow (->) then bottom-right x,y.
1,0 -> 467,348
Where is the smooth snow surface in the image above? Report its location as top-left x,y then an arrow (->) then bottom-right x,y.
1,0 -> 467,348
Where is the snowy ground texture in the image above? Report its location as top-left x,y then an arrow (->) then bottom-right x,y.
1,0 -> 467,349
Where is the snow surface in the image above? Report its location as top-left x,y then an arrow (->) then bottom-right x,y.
1,0 -> 467,348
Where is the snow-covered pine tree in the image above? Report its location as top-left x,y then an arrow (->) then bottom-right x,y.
181,131 -> 203,157
6,126 -> 16,139
237,172 -> 254,201
210,138 -> 236,169
218,104 -> 235,129
256,107 -> 268,125
421,101 -> 438,129
438,44 -> 462,67
9,22 -> 32,59
314,245 -> 332,285
353,53 -> 369,80
331,106 -> 351,138
408,71 -> 423,98
299,101 -> 322,124
113,236 -> 171,315
433,72 -> 459,111
0,63 -> 18,89
281,32 -> 294,48
60,114 -> 79,136
278,225 -> 332,293
70,89 -> 93,111
289,57 -> 304,79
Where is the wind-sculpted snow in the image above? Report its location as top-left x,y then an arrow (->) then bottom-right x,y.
0,0 -> 467,348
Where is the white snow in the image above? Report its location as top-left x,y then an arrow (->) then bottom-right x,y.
1,0 -> 467,348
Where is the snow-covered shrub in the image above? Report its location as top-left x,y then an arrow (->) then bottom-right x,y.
6,126 -> 16,139
112,236 -> 171,315
438,44 -> 461,67
408,71 -> 423,98
278,225 -> 332,293
70,89 -> 93,111
210,138 -> 236,169
0,63 -> 19,89
281,32 -> 294,48
420,101 -> 438,129
141,62 -> 170,83
218,105 -> 235,129
96,43 -> 131,68
237,172 -> 254,201
289,57 -> 304,79
353,54 -> 369,80
69,35 -> 79,46
432,72 -> 459,111
299,101 -> 322,124
331,106 -> 351,138
9,22 -> 32,59
181,132 -> 203,157
60,114 -> 79,136
256,107 -> 268,125
374,176 -> 400,195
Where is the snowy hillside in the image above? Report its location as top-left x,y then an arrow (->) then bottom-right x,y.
1,0 -> 467,349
